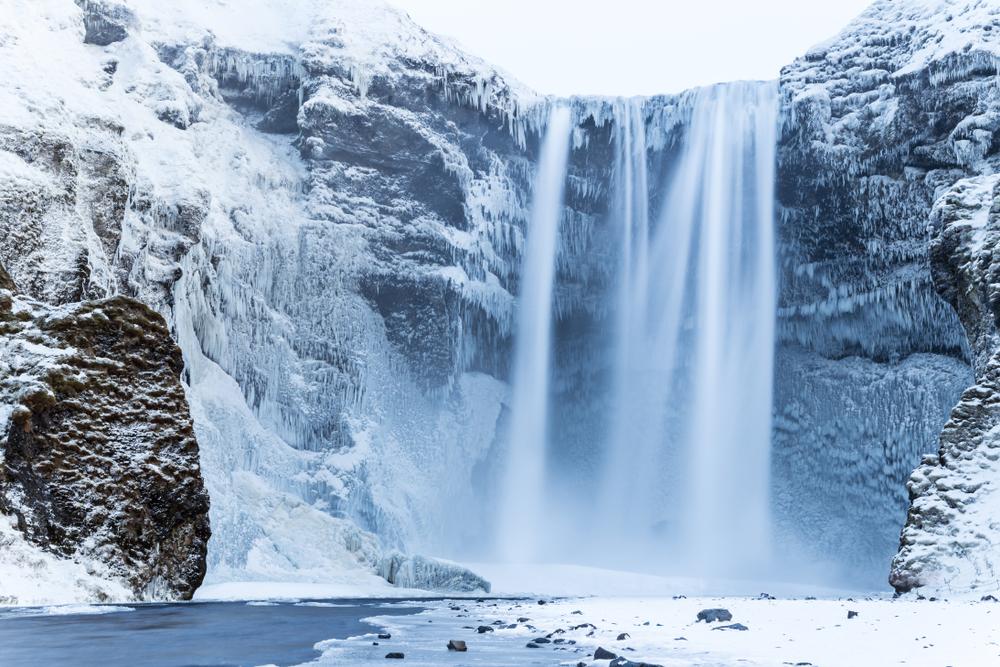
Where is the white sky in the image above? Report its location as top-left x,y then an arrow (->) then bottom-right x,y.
387,0 -> 875,96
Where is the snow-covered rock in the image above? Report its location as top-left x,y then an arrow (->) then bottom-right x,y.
0,289 -> 210,601
6,0 -> 1000,599
890,173 -> 1000,594
771,0 -> 1000,585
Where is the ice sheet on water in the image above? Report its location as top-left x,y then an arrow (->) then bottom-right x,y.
0,605 -> 135,619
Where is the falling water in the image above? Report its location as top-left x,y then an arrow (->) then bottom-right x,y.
600,81 -> 779,576
496,106 -> 573,563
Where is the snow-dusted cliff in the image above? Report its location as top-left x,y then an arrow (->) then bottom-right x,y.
775,0 -> 1000,591
5,0 -> 1000,601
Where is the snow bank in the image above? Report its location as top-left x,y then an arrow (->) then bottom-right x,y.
306,594 -> 1000,666
0,514 -> 132,607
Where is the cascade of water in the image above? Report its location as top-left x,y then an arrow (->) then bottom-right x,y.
600,82 -> 779,576
496,106 -> 573,563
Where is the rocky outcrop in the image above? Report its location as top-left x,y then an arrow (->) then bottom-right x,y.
890,175 -> 1000,594
0,289 -> 210,600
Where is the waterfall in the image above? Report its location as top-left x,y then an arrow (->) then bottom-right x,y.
496,106 -> 573,563
600,82 -> 779,577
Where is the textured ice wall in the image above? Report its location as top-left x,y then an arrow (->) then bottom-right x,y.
771,0 -> 1000,587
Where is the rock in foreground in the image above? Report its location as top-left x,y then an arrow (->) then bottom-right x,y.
0,290 -> 210,600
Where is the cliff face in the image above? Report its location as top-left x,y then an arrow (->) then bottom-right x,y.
773,0 -> 1000,591
890,174 -> 1000,594
6,0 -> 1000,597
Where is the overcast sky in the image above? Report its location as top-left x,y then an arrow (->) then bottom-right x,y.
387,0 -> 875,96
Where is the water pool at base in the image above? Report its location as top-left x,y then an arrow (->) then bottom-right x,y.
0,598 -> 425,667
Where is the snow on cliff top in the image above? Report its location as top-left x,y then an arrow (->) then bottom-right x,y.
800,0 -> 1000,80
90,0 -> 537,97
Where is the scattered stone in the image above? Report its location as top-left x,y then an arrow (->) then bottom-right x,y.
532,638 -> 551,644
503,624 -> 517,629
518,617 -> 530,622
526,643 -> 542,649
594,647 -> 619,660
447,640 -> 467,652
759,593 -> 776,600
609,659 -> 665,667
642,621 -> 649,626
672,595 -> 687,600
805,597 -> 816,601
379,634 -> 392,639
476,626 -> 493,633
373,642 -> 379,645
477,598 -> 485,603
462,626 -> 473,629
697,609 -> 733,623
712,623 -> 749,631
617,632 -> 630,640
572,610 -> 584,615
982,595 -> 998,602
385,653 -> 404,659
848,611 -> 859,619
554,638 -> 565,644
674,637 -> 687,641
491,620 -> 503,625
538,600 -> 548,605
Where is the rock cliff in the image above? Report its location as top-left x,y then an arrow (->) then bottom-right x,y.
0,287 -> 210,601
5,0 -> 1000,597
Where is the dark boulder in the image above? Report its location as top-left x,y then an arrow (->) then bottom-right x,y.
696,609 -> 733,623
447,640 -> 467,651
594,647 -> 618,660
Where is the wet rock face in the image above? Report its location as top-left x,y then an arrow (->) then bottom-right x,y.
0,293 -> 210,600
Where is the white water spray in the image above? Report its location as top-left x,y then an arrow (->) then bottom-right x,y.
496,106 -> 573,563
600,82 -> 779,576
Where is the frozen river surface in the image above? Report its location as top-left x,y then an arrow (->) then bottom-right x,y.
0,598 -> 424,667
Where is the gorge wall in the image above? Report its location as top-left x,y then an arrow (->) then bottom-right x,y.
1,0 -> 999,599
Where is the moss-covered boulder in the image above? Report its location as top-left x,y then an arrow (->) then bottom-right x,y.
0,293 -> 210,600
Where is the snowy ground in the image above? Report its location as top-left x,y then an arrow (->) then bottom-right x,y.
304,595 -> 1000,667
189,565 -> 1000,666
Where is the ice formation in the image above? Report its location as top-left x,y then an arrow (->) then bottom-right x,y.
5,0 -> 1000,602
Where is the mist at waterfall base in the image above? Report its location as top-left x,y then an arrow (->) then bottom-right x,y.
492,83 -> 782,583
